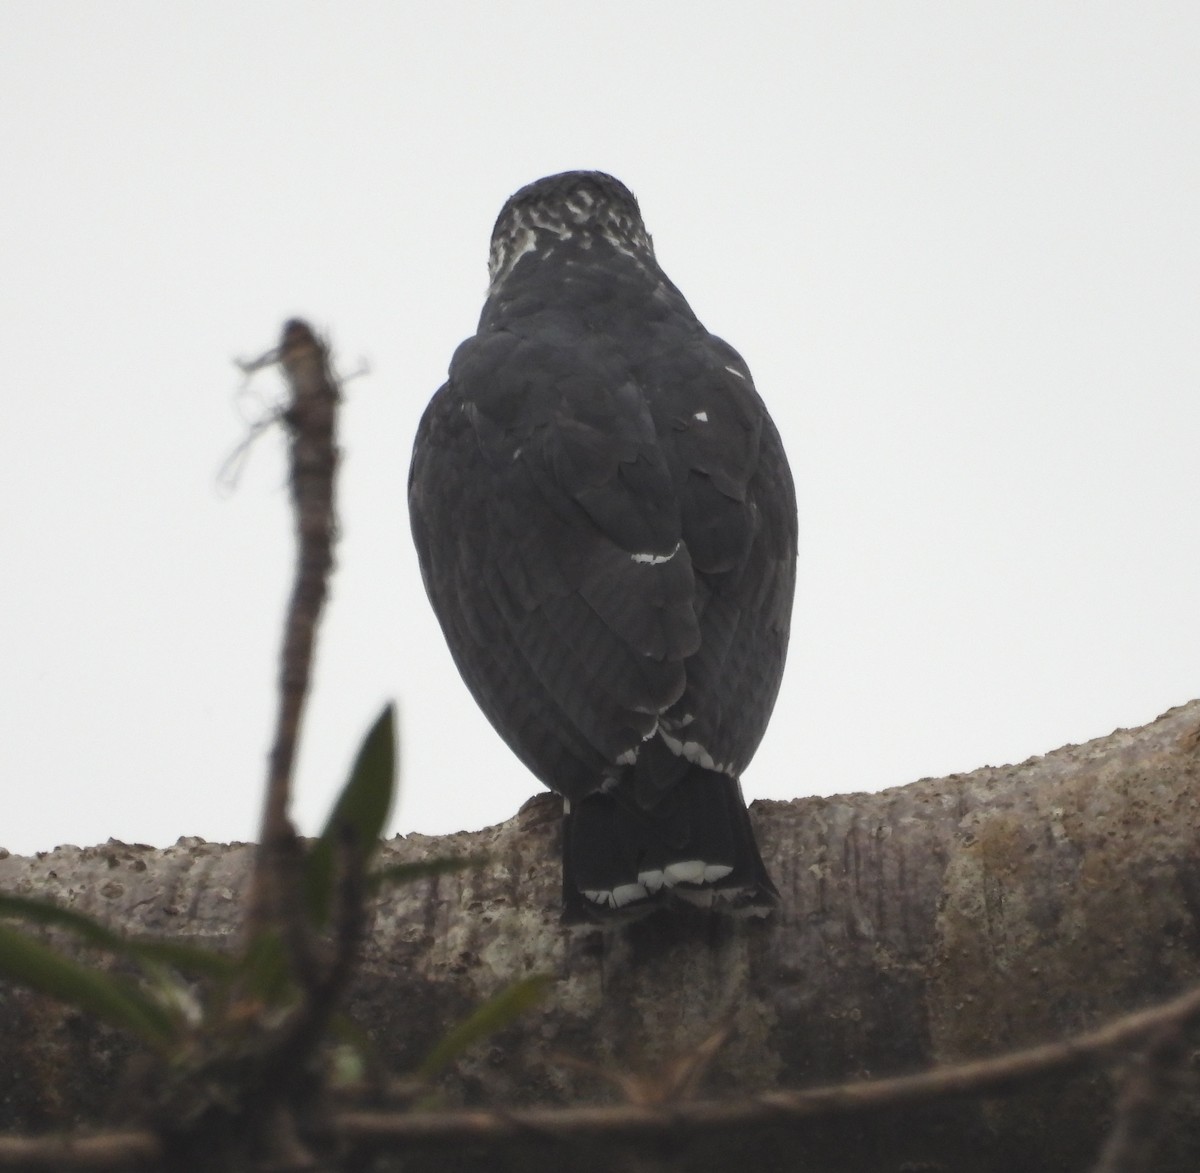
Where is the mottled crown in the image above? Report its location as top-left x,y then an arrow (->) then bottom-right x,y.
487,171 -> 655,287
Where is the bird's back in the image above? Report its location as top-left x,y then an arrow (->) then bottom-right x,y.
410,172 -> 796,919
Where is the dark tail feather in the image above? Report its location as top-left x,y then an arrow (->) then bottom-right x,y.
561,766 -> 779,923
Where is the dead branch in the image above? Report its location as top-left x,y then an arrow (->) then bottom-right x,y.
0,1131 -> 162,1169
1089,1015 -> 1195,1173
244,318 -> 339,946
1,981 -> 1197,1168
334,981 -> 1200,1149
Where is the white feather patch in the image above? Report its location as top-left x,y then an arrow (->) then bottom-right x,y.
630,540 -> 681,565
612,882 -> 649,907
583,883 -> 650,909
663,859 -> 707,886
638,869 -> 665,893
659,729 -> 722,773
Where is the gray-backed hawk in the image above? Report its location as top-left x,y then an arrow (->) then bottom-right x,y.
409,171 -> 797,920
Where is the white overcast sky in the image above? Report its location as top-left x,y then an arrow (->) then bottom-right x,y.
2,4 -> 1197,857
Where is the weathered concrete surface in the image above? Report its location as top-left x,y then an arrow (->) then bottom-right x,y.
2,701 -> 1199,1171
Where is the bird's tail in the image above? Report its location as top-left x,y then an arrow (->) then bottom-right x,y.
561,766 -> 779,922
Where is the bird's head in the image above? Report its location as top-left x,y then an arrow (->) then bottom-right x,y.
487,171 -> 656,290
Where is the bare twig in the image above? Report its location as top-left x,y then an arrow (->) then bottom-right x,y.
244,319 -> 340,944
0,1131 -> 162,1169
1089,1019 -> 1193,1173
334,981 -> 1200,1152
217,339 -> 294,492
216,411 -> 282,494
1,973 -> 1197,1165
552,1024 -> 733,1107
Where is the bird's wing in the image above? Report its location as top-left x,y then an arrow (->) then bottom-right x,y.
637,337 -> 798,779
409,329 -> 703,800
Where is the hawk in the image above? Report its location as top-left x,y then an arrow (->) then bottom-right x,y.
409,171 -> 797,920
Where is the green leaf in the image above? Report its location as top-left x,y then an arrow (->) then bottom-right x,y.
369,854 -> 483,892
0,892 -> 130,944
417,975 -> 551,1080
325,701 -> 397,855
0,923 -> 177,1044
305,703 -> 397,928
237,929 -> 295,1006
0,894 -> 233,979
127,939 -> 236,979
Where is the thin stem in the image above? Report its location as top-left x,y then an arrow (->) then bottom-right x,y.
244,320 -> 340,943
